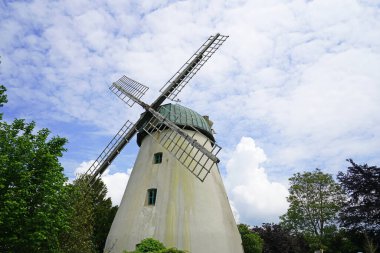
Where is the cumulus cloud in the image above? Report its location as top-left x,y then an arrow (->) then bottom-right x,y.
74,160 -> 130,206
74,160 -> 94,175
229,200 -> 241,224
101,169 -> 131,206
224,137 -> 289,225
2,0 -> 380,224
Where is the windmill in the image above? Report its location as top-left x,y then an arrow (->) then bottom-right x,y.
85,34 -> 243,253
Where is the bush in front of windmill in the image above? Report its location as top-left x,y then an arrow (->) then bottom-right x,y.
123,238 -> 187,253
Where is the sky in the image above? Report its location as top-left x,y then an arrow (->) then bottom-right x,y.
1,0 -> 380,226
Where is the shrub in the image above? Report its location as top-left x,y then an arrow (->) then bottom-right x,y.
136,238 -> 165,252
242,233 -> 263,253
123,238 -> 187,253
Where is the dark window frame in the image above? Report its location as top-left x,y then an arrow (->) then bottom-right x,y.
147,188 -> 157,205
153,152 -> 163,164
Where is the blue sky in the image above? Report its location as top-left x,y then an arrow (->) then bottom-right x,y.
1,0 -> 380,226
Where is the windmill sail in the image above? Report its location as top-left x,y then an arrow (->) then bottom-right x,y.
85,120 -> 136,183
142,107 -> 221,182
84,33 -> 228,184
158,33 -> 228,103
105,78 -> 222,182
110,75 -> 149,107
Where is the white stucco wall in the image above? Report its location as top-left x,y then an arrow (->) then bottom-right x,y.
104,130 -> 243,253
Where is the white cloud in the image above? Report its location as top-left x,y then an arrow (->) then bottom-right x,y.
2,0 -> 380,225
102,169 -> 130,206
229,200 -> 240,224
224,137 -> 289,225
75,160 -> 95,175
74,161 -> 130,206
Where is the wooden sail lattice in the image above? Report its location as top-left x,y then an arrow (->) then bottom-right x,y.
142,106 -> 221,182
86,120 -> 135,183
110,76 -> 149,107
85,34 -> 228,184
160,34 -> 229,102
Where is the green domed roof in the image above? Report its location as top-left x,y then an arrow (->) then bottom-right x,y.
137,103 -> 214,146
158,103 -> 213,133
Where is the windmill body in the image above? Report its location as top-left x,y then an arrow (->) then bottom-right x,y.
104,104 -> 243,253
83,34 -> 241,253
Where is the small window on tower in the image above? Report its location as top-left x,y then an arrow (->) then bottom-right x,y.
147,188 -> 157,205
153,152 -> 163,164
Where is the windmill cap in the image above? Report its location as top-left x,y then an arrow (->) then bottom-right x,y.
137,103 -> 215,146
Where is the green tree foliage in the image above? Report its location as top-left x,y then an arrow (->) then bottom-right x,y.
60,176 -> 96,253
90,176 -> 119,252
0,85 -> 7,119
136,238 -> 166,252
0,117 -> 68,252
238,224 -> 263,253
364,233 -> 378,253
242,233 -> 264,253
324,229 -> 362,253
0,86 -> 6,103
61,174 -> 118,253
337,159 -> 380,234
123,238 -> 187,253
280,169 -> 345,251
0,85 -> 117,252
238,223 -> 252,235
252,223 -> 310,253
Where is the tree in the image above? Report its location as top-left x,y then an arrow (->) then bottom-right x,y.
59,176 -> 96,253
238,224 -> 263,253
364,233 -> 378,253
337,159 -> 380,234
0,117 -> 68,251
322,228 -> 364,253
60,174 -> 118,253
90,177 -> 118,252
280,169 -> 345,251
0,85 -> 7,120
0,85 -> 117,252
252,223 -> 310,253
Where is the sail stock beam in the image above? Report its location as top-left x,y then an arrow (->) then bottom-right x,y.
84,120 -> 137,184
84,33 -> 228,184
152,33 -> 228,109
110,75 -> 149,107
143,106 -> 221,182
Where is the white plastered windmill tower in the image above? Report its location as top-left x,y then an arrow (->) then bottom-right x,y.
84,34 -> 243,253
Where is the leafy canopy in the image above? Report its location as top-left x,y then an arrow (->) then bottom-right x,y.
252,223 -> 310,253
280,169 -> 345,250
0,117 -> 68,252
89,176 -> 119,252
0,85 -> 8,119
72,174 -> 118,252
0,84 -> 117,253
59,176 -> 96,253
337,159 -> 380,234
237,224 -> 263,253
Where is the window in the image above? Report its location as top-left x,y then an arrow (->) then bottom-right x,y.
153,152 -> 163,164
147,188 -> 157,205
